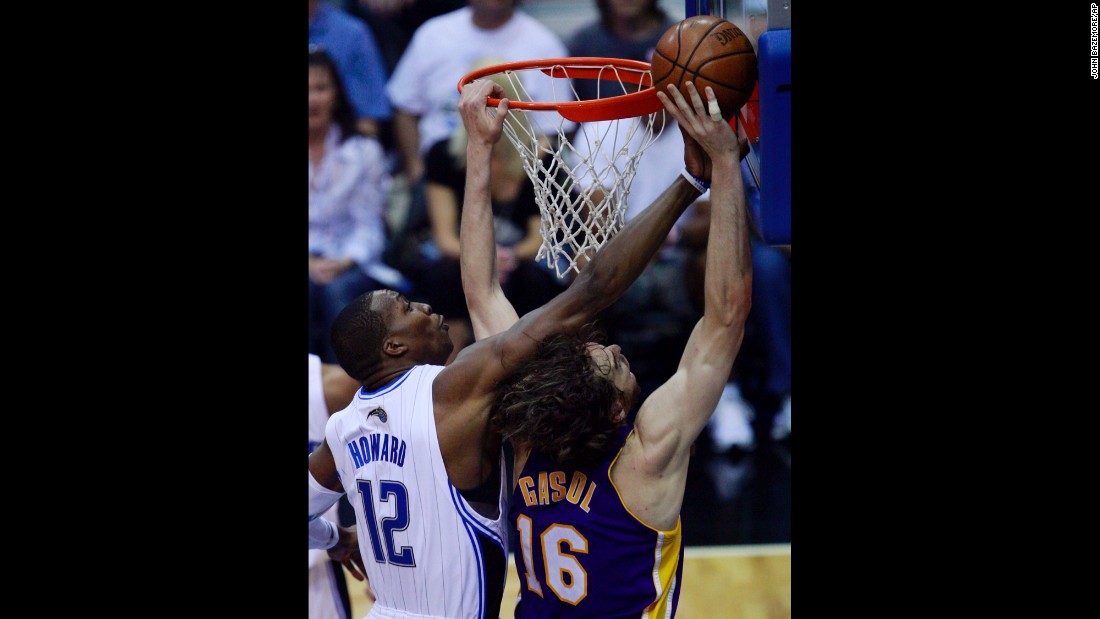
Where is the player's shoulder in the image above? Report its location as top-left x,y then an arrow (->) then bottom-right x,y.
327,391 -> 359,420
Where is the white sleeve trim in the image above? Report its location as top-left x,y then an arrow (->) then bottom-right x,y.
309,469 -> 344,517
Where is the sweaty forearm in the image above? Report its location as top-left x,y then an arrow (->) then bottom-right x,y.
460,143 -> 499,296
704,154 -> 751,323
461,142 -> 520,339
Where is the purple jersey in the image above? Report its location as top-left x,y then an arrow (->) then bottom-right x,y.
509,427 -> 684,618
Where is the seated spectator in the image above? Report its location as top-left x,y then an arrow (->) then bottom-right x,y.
338,0 -> 465,75
309,0 -> 392,137
381,1 -> 573,285
309,48 -> 404,362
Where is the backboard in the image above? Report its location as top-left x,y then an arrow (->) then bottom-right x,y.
687,0 -> 790,246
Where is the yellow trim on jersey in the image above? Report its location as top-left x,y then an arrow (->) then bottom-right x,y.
643,528 -> 681,619
607,429 -> 682,536
608,429 -> 683,616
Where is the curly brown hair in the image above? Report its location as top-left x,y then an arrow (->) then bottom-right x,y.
491,328 -> 626,469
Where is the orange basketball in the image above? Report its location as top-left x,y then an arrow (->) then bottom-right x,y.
650,15 -> 758,118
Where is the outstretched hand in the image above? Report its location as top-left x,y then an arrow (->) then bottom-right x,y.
459,79 -> 509,149
327,525 -> 368,582
657,82 -> 738,164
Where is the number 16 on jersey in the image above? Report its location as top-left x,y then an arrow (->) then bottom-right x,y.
516,515 -> 589,605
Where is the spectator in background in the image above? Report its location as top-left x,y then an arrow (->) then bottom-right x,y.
309,48 -> 402,363
339,0 -> 466,75
567,0 -> 675,102
385,0 -> 571,185
309,0 -> 393,137
419,59 -> 567,362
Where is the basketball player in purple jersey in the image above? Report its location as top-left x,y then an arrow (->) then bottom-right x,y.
460,81 -> 750,617
307,77 -> 715,619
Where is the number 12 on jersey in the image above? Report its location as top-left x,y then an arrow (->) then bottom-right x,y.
357,479 -> 416,567
516,514 -> 589,605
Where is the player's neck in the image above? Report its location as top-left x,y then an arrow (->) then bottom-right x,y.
512,442 -> 531,490
362,363 -> 415,393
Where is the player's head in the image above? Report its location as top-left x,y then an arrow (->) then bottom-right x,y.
330,290 -> 454,381
309,46 -> 357,141
492,327 -> 640,468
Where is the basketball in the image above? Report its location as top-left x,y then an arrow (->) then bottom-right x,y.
650,15 -> 758,118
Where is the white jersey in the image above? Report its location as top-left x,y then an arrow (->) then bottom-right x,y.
309,354 -> 350,619
325,365 -> 510,619
309,354 -> 342,569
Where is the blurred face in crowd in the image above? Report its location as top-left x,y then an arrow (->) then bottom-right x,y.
469,0 -> 518,26
608,0 -> 655,21
470,0 -> 519,10
308,64 -> 337,133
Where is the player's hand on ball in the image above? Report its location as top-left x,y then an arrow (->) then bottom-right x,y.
657,82 -> 736,161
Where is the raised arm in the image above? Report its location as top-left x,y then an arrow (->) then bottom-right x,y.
629,83 -> 752,488
492,113 -> 711,357
445,116 -> 708,392
458,79 -> 521,340
433,83 -> 710,488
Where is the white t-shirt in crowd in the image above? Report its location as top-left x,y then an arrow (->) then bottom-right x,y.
386,6 -> 575,154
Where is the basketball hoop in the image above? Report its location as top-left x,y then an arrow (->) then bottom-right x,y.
458,58 -> 666,278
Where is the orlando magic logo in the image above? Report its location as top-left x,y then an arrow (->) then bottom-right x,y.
366,407 -> 388,423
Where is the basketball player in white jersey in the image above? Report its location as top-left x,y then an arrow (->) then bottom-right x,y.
309,354 -> 370,619
462,82 -> 751,618
307,78 -> 715,619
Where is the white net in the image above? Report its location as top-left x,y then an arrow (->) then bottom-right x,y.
480,61 -> 665,278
